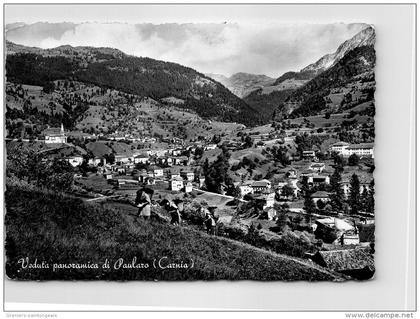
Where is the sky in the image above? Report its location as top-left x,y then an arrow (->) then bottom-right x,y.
5,4 -> 368,77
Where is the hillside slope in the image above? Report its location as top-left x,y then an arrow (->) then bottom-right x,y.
244,27 -> 375,118
5,184 -> 340,281
6,42 -> 261,126
281,45 -> 375,118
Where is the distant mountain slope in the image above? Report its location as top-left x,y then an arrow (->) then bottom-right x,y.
300,26 -> 375,74
6,42 -> 261,126
279,45 -> 376,118
206,72 -> 275,98
243,26 -> 375,120
273,26 -> 375,89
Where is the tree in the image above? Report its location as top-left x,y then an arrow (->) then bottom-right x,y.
348,153 -> 360,166
349,173 -> 361,215
194,147 -> 204,159
329,167 -> 344,212
243,135 -> 253,148
302,176 -> 316,223
365,179 -> 375,214
103,153 -> 115,165
317,199 -> 326,210
275,204 -> 288,231
281,185 -> 295,200
42,81 -> 55,94
204,147 -> 232,194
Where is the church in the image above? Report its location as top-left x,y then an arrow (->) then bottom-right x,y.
43,123 -> 68,144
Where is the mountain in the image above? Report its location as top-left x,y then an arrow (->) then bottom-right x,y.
277,45 -> 376,118
272,26 -> 375,89
300,26 -> 375,74
5,42 -> 261,127
206,72 -> 275,98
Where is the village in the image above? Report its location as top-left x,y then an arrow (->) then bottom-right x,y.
9,119 -> 375,280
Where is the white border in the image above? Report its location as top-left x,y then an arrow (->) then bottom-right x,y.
1,1 -> 416,313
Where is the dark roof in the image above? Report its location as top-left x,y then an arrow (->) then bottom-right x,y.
42,128 -> 62,136
347,143 -> 374,150
317,248 -> 374,272
252,180 -> 271,187
311,191 -> 329,198
135,153 -> 149,158
331,142 -> 350,147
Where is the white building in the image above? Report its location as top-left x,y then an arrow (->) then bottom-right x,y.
171,177 -> 184,192
134,153 -> 149,164
251,180 -> 271,193
43,123 -> 67,144
329,142 -> 374,158
185,182 -> 193,193
151,167 -> 164,178
65,155 -> 84,167
238,181 -> 254,198
345,143 -> 374,158
329,142 -> 350,155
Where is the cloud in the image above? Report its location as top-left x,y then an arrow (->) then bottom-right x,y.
6,22 -> 367,77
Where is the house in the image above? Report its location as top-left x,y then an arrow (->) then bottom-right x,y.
104,173 -> 113,180
340,180 -> 372,199
88,157 -> 103,167
115,153 -> 133,164
308,174 -> 330,185
168,168 -> 181,180
65,155 -> 84,167
311,248 -> 375,280
238,181 -> 254,198
181,170 -> 195,182
357,223 -> 375,244
300,170 -> 314,178
251,179 -> 271,193
151,166 -> 164,178
329,141 -> 350,155
204,144 -> 217,151
172,149 -> 183,156
176,156 -> 189,166
311,191 -> 330,204
329,142 -> 374,158
134,153 -> 149,164
171,177 -> 184,191
261,190 -> 275,209
184,182 -> 193,193
314,217 -> 356,245
264,207 -> 277,221
302,150 -> 316,159
287,169 -> 297,178
287,178 -> 300,197
345,143 -> 374,159
114,167 -> 126,174
197,176 -> 206,188
43,123 -> 67,144
309,162 -> 326,173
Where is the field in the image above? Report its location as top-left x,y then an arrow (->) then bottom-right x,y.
5,184 -> 341,281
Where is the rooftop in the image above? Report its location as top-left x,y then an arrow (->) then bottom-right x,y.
311,191 -> 329,198
316,248 -> 374,272
347,143 -> 374,150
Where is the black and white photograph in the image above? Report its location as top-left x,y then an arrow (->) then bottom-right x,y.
4,4 -> 377,283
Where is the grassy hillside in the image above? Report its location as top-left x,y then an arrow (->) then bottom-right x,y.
6,43 -> 261,126
285,46 -> 375,117
5,184 -> 339,281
